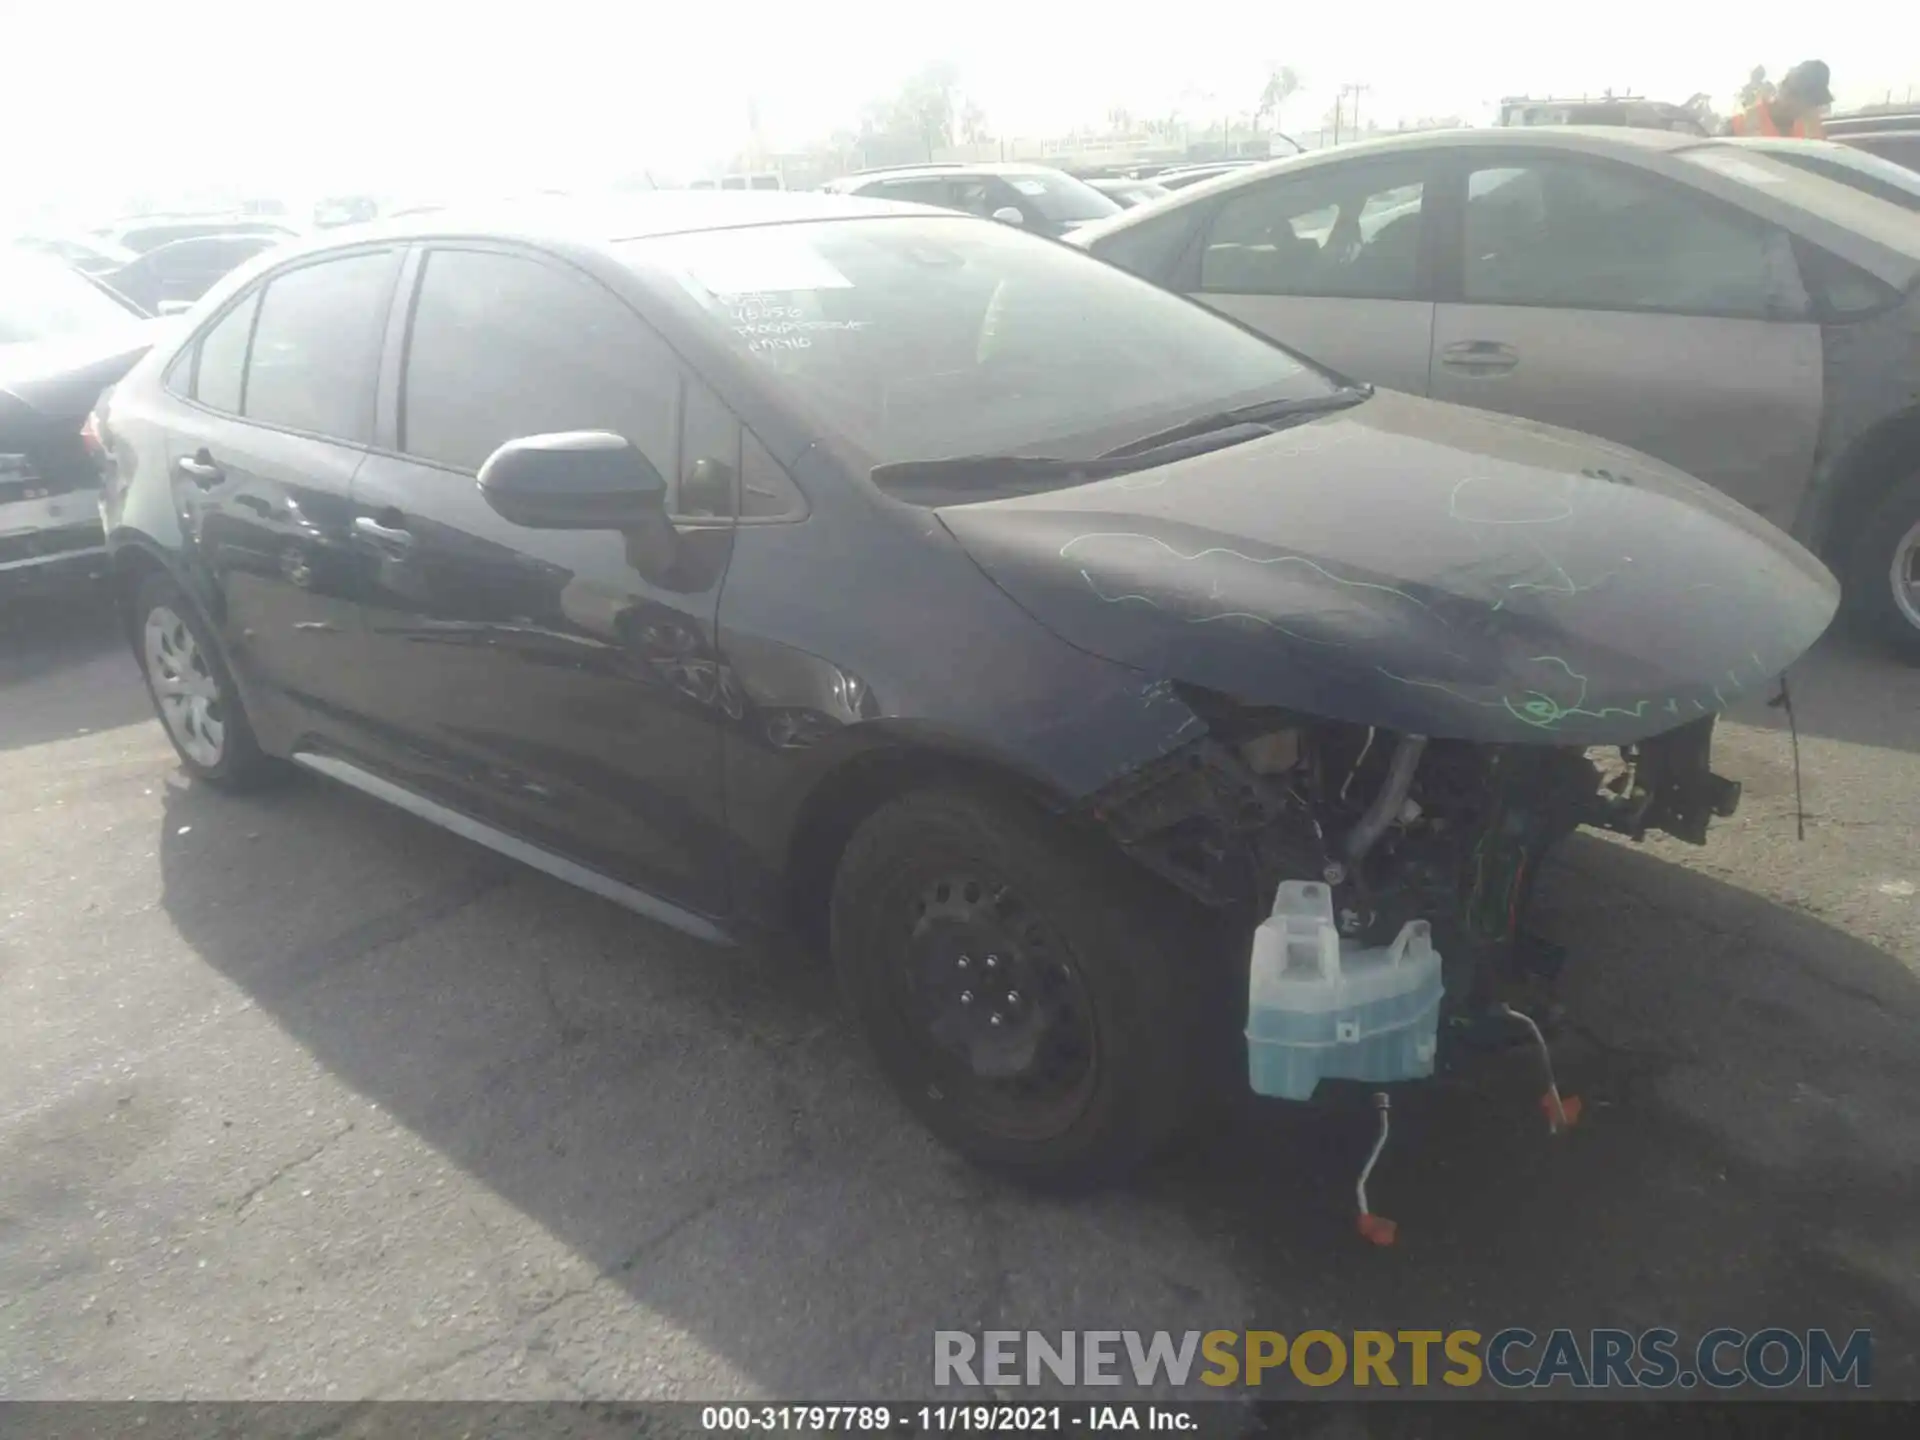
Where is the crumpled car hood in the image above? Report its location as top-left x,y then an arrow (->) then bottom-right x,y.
935,390 -> 1840,746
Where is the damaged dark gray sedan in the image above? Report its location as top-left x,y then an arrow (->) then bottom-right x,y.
97,195 -> 1838,1187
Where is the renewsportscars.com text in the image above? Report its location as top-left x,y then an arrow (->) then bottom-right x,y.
933,1328 -> 1872,1390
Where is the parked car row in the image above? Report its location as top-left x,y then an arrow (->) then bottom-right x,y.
71,183 -> 1843,1187
821,162 -> 1123,236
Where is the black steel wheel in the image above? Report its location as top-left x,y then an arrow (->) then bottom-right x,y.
831,786 -> 1203,1188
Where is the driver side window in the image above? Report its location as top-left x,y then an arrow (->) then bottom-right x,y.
1198,164 -> 1427,301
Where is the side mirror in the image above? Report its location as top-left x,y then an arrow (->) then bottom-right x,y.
990,206 -> 1026,225
477,431 -> 667,530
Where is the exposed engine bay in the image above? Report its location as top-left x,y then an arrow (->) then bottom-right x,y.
1085,684 -> 1744,1027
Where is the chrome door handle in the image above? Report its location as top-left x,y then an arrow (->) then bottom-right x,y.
353,515 -> 414,550
175,450 -> 224,487
1440,340 -> 1519,374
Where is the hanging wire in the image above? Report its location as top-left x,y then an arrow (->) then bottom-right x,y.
1769,671 -> 1805,842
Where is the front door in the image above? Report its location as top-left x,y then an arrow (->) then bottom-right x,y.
346,244 -> 737,915
1427,154 -> 1824,529
1184,156 -> 1438,394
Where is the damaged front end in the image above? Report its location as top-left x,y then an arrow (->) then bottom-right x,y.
1084,688 -> 1743,1034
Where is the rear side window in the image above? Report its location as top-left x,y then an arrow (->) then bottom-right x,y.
241,250 -> 400,442
399,247 -> 679,480
1199,164 -> 1427,300
1461,159 -> 1807,319
191,291 -> 259,413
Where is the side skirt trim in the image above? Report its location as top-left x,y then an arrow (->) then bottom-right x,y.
290,751 -> 738,949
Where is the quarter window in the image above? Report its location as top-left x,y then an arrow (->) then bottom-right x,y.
189,291 -> 259,414
1461,159 -> 1807,318
399,248 -> 679,485
1199,165 -> 1427,300
242,250 -> 399,442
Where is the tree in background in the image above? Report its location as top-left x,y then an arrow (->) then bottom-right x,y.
960,99 -> 992,146
1256,66 -> 1302,134
856,62 -> 967,164
1682,92 -> 1721,133
1738,66 -> 1776,111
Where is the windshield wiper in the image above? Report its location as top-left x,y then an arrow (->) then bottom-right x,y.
869,385 -> 1374,495
1098,384 -> 1373,460
870,452 -> 1135,492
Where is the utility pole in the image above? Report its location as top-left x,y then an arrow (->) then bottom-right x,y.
1341,82 -> 1372,137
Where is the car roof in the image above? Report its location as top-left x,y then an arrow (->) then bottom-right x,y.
247,191 -> 937,258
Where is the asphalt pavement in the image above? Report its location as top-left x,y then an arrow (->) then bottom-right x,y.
3,587 -> 1918,1404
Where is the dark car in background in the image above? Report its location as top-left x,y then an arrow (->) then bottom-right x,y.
96,214 -> 303,256
1153,160 -> 1263,191
2,250 -> 161,594
1088,177 -> 1172,208
1833,130 -> 1920,176
101,233 -> 287,315
13,232 -> 139,277
821,163 -> 1120,236
95,194 -> 1835,1186
1731,136 -> 1920,209
1823,110 -> 1920,175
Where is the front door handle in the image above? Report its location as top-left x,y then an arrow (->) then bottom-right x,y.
353,514 -> 415,551
175,449 -> 224,487
1439,340 -> 1520,375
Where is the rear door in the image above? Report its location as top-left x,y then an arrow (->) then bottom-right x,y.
159,246 -> 401,741
345,244 -> 741,913
1427,152 -> 1823,529
1182,156 -> 1439,393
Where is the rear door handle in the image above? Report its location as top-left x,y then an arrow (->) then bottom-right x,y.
1439,340 -> 1520,374
353,514 -> 415,551
175,450 -> 224,487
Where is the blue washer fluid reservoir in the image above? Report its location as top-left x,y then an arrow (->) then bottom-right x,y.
1246,879 -> 1445,1101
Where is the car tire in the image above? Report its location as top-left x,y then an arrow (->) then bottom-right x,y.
830,785 -> 1205,1189
1847,469 -> 1920,660
133,572 -> 280,788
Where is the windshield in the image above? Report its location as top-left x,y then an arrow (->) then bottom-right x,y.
1001,172 -> 1122,224
0,249 -> 144,345
625,215 -> 1335,467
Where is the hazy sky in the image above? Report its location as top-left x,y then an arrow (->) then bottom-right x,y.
3,0 -> 1915,217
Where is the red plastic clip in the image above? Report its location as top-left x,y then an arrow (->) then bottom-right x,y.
1540,1090 -> 1583,1133
1355,1092 -> 1398,1246
1356,1212 -> 1398,1246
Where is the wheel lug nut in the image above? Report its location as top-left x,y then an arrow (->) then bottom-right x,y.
986,955 -> 999,969
958,956 -> 971,969
1007,990 -> 1020,1005
989,1013 -> 1004,1027
960,990 -> 974,1004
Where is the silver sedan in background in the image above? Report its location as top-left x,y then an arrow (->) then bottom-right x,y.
1071,128 -> 1920,653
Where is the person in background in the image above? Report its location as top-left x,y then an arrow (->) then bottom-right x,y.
1729,61 -> 1834,138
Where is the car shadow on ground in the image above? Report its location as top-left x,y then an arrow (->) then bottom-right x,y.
151,769 -> 1920,1401
0,587 -> 150,753
1726,621 -> 1920,758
